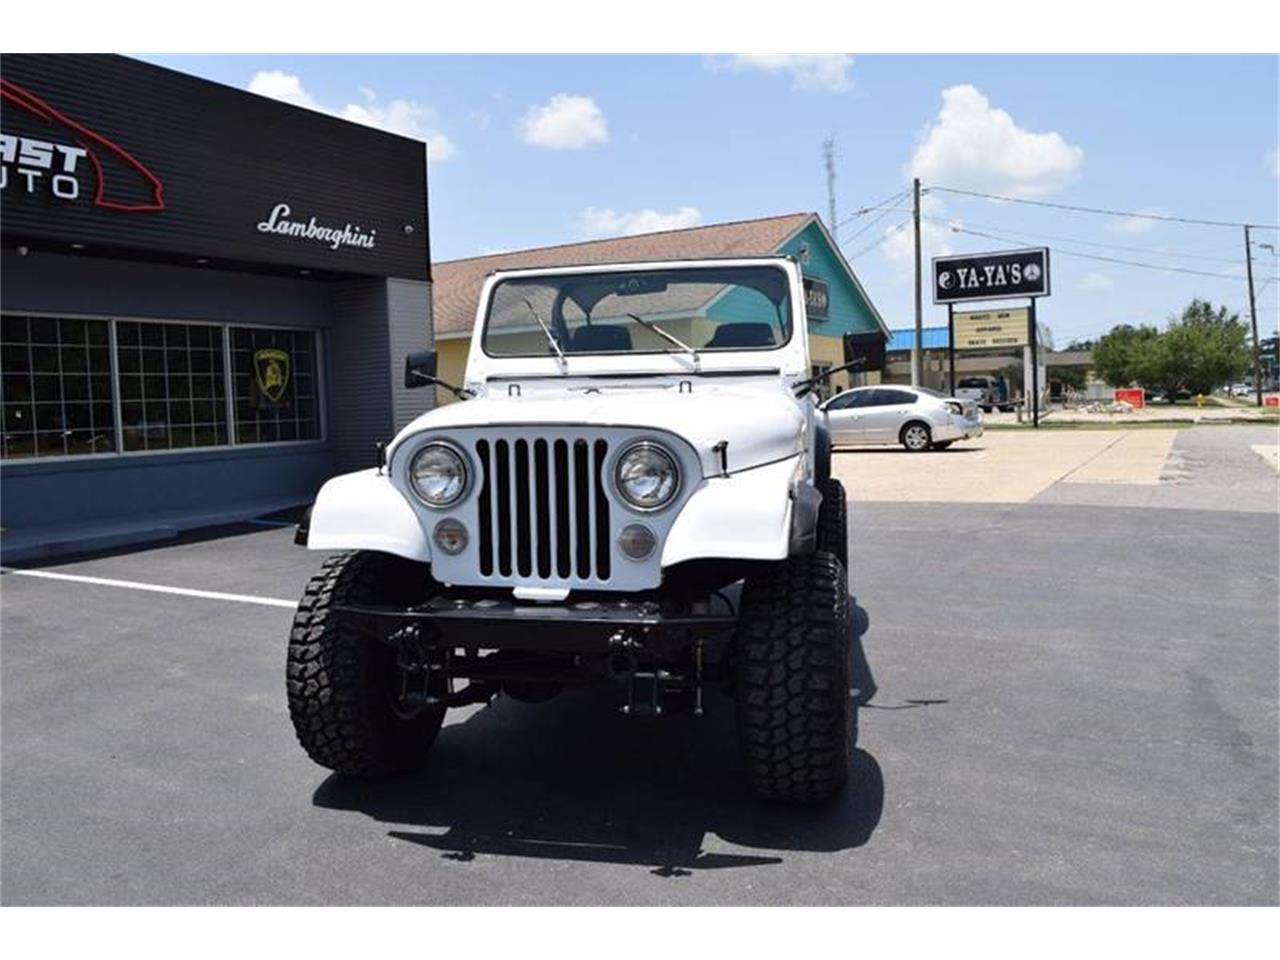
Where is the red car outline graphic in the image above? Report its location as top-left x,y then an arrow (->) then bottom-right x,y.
0,77 -> 165,213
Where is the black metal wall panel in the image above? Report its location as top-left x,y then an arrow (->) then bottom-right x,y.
0,54 -> 429,280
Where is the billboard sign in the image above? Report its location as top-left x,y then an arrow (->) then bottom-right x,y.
933,247 -> 1050,304
952,307 -> 1030,350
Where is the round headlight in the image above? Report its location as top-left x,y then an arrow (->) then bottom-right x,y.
409,442 -> 469,507
614,442 -> 680,511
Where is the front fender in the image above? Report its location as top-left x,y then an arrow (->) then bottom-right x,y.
661,455 -> 800,566
306,468 -> 431,563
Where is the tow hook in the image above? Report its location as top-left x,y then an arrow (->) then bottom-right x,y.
394,633 -> 438,715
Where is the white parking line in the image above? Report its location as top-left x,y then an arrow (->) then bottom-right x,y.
0,566 -> 298,609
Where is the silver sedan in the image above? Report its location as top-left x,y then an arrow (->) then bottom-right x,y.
821,385 -> 983,452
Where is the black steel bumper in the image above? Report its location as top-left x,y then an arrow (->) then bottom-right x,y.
336,595 -> 737,653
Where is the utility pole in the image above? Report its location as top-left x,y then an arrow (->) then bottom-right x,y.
1244,224 -> 1262,407
822,136 -> 838,232
912,177 -> 923,386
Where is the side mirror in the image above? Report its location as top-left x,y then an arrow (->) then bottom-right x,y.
404,349 -> 438,389
843,331 -> 886,371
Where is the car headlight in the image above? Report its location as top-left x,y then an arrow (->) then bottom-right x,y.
409,442 -> 469,507
614,442 -> 680,511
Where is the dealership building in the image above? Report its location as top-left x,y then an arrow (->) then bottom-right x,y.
1,54 -> 434,560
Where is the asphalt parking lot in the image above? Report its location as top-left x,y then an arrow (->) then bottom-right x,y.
2,425 -> 1277,905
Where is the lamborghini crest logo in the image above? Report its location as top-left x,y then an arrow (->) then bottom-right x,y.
254,348 -> 291,404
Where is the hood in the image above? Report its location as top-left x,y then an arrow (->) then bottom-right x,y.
389,379 -> 807,476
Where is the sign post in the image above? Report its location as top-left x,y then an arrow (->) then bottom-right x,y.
947,303 -> 956,396
933,247 -> 1051,427
1028,298 -> 1039,427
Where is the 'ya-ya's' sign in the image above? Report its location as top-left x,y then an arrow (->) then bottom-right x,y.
933,247 -> 1050,304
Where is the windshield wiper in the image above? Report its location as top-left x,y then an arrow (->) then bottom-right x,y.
523,297 -> 566,366
626,313 -> 699,365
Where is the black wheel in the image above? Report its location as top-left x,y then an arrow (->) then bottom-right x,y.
931,440 -> 954,451
286,550 -> 445,777
900,421 -> 932,452
815,477 -> 848,569
734,551 -> 851,803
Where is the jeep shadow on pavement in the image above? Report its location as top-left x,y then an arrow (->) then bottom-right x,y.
290,256 -> 873,808
312,600 -> 883,875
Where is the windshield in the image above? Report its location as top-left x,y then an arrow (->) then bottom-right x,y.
957,378 -> 989,388
482,265 -> 793,358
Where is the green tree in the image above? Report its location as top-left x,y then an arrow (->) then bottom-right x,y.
1091,323 -> 1161,388
1155,299 -> 1252,397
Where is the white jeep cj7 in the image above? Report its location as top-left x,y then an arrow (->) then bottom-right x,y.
289,256 -> 858,803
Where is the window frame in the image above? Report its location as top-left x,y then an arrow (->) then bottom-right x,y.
0,310 -> 327,465
824,388 -> 876,411
872,388 -> 918,406
479,264 -> 797,360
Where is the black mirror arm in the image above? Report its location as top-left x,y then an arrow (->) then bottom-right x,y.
793,357 -> 867,397
408,369 -> 474,399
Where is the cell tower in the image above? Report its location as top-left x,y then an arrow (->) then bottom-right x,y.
822,136 -> 838,232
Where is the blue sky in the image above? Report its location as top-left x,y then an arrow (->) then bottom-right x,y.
144,53 -> 1279,344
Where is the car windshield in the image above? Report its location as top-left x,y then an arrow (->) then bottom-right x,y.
482,265 -> 793,358
957,378 -> 988,388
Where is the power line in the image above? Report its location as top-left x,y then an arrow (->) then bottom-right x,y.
943,224 -> 1269,281
842,205 -> 913,244
846,218 -> 911,260
922,216 -> 1247,265
930,185 -> 1280,231
833,188 -> 912,233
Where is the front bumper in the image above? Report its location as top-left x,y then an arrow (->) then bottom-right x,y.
337,595 -> 737,654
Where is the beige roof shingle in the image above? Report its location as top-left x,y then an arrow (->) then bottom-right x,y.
431,212 -> 814,338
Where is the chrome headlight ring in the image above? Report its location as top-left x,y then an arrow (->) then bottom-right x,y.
613,440 -> 681,512
408,440 -> 471,508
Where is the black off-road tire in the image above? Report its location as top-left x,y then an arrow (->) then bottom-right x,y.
815,477 -> 848,569
286,550 -> 445,777
734,550 -> 852,803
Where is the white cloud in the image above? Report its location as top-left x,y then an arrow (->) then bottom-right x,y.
1107,209 -> 1165,235
1268,148 -> 1279,178
724,54 -> 853,93
518,94 -> 608,149
1076,271 -> 1115,292
578,206 -> 703,239
908,85 -> 1083,198
247,70 -> 455,163
881,193 -> 958,273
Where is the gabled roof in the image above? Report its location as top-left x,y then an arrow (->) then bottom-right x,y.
432,212 -> 814,338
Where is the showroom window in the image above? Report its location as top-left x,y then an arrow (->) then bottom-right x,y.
116,320 -> 228,452
0,313 -> 323,461
230,326 -> 321,444
1,314 -> 116,459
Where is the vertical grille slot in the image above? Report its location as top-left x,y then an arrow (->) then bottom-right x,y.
471,432 -> 611,584
475,439 -> 493,576
573,440 -> 591,579
554,439 -> 571,578
495,439 -> 512,576
594,439 -> 611,580
534,439 -> 552,578
514,439 -> 532,576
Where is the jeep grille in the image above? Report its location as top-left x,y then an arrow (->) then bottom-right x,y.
474,437 -> 612,583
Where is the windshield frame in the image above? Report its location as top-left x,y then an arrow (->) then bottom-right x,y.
479,263 -> 796,360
